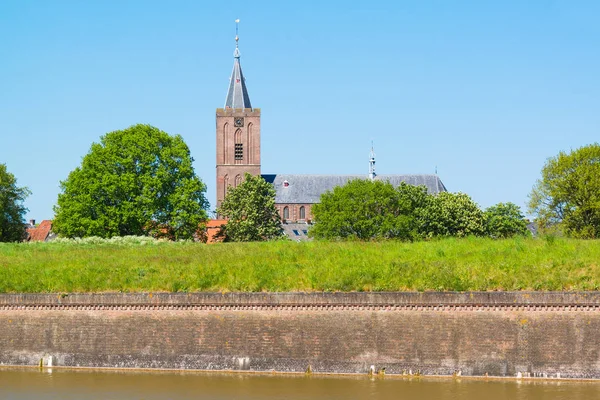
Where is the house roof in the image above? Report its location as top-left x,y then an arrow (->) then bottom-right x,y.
26,220 -> 53,242
262,174 -> 447,204
282,223 -> 311,241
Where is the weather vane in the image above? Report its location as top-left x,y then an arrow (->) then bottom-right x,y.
235,19 -> 240,45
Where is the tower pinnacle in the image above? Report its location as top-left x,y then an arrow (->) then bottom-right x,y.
234,18 -> 240,57
225,18 -> 251,109
369,141 -> 376,181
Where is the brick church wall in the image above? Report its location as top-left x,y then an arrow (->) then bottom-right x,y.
215,108 -> 261,209
276,203 -> 313,222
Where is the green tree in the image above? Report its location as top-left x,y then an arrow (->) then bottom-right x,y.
528,143 -> 600,238
0,164 -> 31,242
419,192 -> 485,238
216,173 -> 282,241
53,124 -> 208,239
310,179 -> 428,240
484,202 -> 530,238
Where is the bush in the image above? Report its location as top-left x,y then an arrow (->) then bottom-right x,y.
484,202 -> 530,238
419,192 -> 485,238
310,180 -> 426,240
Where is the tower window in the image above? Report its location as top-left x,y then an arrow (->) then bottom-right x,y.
235,143 -> 243,160
283,206 -> 289,220
299,206 -> 305,220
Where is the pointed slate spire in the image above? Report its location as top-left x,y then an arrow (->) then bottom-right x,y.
225,20 -> 252,109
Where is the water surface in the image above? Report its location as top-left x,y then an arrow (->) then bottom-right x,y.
0,368 -> 598,400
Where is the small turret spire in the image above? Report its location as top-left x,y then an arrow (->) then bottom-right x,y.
225,19 -> 252,109
369,141 -> 376,181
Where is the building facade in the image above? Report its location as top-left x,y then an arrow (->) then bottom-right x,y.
215,35 -> 261,209
216,35 -> 447,225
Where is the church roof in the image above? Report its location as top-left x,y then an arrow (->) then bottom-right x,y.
261,174 -> 447,204
224,42 -> 252,109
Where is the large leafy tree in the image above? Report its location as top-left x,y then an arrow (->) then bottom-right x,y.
484,202 -> 529,238
0,164 -> 31,242
53,124 -> 208,239
311,179 -> 428,240
216,173 -> 282,241
528,143 -> 600,238
419,192 -> 485,238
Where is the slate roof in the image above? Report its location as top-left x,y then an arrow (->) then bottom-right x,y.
224,45 -> 252,109
262,174 -> 447,204
282,223 -> 312,241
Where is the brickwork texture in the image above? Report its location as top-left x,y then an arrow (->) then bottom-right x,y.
1,292 -> 599,378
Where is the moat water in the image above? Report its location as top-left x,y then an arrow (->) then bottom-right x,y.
1,368 -> 599,399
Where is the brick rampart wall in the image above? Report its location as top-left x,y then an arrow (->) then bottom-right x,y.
1,292 -> 599,378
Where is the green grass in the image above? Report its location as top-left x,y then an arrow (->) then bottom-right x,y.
0,236 -> 599,293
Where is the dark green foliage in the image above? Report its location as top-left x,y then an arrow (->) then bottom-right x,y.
0,164 -> 30,242
53,124 -> 208,239
418,192 -> 485,238
528,143 -> 600,238
310,180 -> 426,240
310,180 -> 495,240
484,202 -> 530,238
216,173 -> 282,242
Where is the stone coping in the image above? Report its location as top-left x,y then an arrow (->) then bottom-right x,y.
0,292 -> 599,306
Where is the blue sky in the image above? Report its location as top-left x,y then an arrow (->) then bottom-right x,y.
1,0 -> 599,220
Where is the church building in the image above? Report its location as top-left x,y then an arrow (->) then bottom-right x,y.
216,30 -> 447,227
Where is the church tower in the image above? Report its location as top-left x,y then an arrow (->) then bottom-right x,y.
216,24 -> 261,209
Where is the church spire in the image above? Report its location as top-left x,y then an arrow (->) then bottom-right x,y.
369,141 -> 376,181
225,19 -> 252,109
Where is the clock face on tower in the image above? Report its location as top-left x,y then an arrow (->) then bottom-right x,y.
234,117 -> 244,127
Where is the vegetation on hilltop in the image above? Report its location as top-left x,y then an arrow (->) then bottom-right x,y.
310,181 -> 426,241
216,173 -> 282,241
52,124 -> 208,240
529,143 -> 600,238
310,179 -> 529,241
0,163 -> 30,243
0,237 -> 598,293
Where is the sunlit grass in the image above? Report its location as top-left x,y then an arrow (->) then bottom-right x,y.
0,237 -> 599,293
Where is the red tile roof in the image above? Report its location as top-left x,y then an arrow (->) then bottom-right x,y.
26,220 -> 52,242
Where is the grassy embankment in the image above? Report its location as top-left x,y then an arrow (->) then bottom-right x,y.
0,236 -> 599,293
